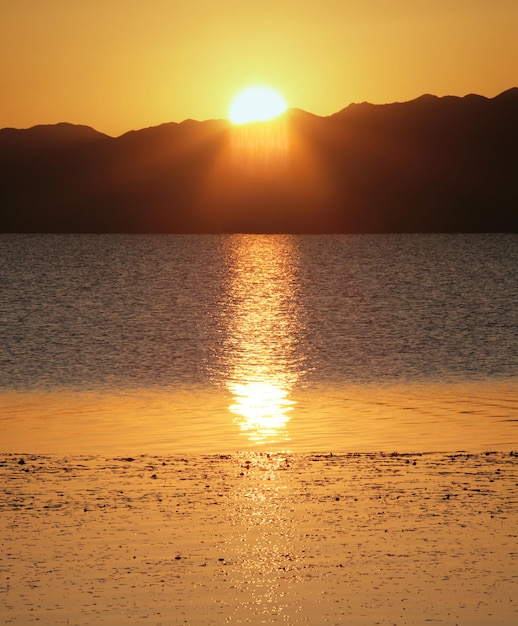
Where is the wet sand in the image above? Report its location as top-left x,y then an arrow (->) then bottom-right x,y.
1,451 -> 517,625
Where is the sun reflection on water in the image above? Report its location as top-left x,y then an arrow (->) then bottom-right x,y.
229,381 -> 295,444
225,451 -> 300,622
219,235 -> 304,447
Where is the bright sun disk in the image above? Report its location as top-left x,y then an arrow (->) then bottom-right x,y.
229,85 -> 288,124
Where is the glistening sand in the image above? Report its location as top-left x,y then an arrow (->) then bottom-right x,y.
1,451 -> 517,625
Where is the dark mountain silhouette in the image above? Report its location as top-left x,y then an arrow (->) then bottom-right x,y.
1,89 -> 517,233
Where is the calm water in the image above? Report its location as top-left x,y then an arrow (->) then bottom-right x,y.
0,234 -> 517,453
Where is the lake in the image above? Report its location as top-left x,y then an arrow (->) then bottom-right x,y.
1,233 -> 516,454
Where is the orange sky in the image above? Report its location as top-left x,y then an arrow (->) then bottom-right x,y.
1,1 -> 517,136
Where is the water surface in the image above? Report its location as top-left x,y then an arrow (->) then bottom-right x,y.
1,234 -> 516,453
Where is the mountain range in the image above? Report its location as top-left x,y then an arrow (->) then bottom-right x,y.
1,89 -> 517,233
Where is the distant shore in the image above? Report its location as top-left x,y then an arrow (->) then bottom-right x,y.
2,450 -> 517,625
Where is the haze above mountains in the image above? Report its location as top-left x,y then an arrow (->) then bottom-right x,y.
1,89 -> 517,233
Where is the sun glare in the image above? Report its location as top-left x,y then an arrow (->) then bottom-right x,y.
229,85 -> 288,124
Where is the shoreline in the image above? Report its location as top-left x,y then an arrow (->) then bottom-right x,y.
2,450 -> 517,625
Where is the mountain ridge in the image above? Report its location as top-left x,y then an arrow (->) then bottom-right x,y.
3,88 -> 516,138
1,89 -> 517,233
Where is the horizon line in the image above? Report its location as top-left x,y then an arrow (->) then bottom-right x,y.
1,86 -> 516,138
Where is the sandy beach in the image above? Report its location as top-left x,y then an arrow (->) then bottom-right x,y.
1,450 -> 517,625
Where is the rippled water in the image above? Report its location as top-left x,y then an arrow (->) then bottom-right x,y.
1,234 -> 517,453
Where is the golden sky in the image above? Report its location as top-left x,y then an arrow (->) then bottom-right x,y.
1,0 -> 517,136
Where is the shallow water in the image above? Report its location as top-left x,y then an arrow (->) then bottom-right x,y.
1,233 -> 517,453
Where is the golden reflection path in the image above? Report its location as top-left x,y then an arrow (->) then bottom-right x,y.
219,235 -> 305,447
214,236 -> 307,620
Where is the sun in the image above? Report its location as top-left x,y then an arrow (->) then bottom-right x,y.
228,85 -> 288,125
